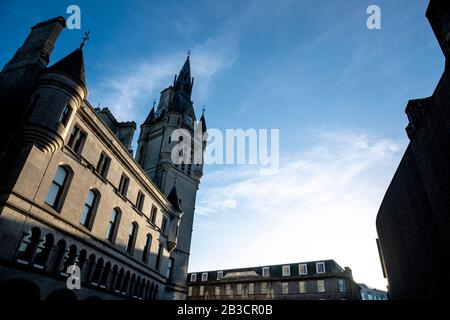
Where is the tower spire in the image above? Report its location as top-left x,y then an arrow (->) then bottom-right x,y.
80,31 -> 90,49
173,53 -> 193,98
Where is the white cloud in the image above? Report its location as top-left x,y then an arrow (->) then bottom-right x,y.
190,128 -> 407,290
88,31 -> 238,122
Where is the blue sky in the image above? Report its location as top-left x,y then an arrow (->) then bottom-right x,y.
1,0 -> 444,289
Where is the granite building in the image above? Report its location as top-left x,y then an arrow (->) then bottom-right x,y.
376,0 -> 450,300
187,260 -> 360,300
358,284 -> 388,301
0,16 -> 206,300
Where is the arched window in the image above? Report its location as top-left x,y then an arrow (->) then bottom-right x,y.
33,234 -> 54,269
16,227 -> 41,264
142,233 -> 152,263
52,240 -> 66,273
126,222 -> 138,254
155,243 -> 163,270
153,285 -> 159,300
80,189 -> 99,229
77,249 -> 87,270
121,271 -> 130,294
62,245 -> 77,274
45,166 -> 70,210
99,262 -> 111,288
114,268 -> 124,293
105,208 -> 121,243
132,276 -> 140,298
166,257 -> 174,280
91,258 -> 104,285
147,283 -> 154,301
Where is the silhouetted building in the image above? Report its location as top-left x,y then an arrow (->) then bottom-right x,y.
358,284 -> 388,300
187,260 -> 360,300
0,16 -> 206,300
376,0 -> 450,300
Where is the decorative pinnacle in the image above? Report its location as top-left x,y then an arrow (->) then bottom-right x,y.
80,31 -> 90,49
153,99 -> 156,108
187,49 -> 191,57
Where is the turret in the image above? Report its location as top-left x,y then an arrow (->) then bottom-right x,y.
15,47 -> 88,153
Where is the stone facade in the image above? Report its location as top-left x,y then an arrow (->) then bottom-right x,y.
0,16 -> 205,300
376,0 -> 450,300
187,260 -> 360,300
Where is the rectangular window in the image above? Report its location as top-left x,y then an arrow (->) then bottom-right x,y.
188,287 -> 193,296
59,104 -> 72,126
45,166 -> 69,210
262,267 -> 270,277
215,286 -> 220,296
150,205 -> 158,224
338,279 -> 346,293
282,265 -> 291,276
317,280 -> 325,293
282,282 -> 289,294
316,262 -> 326,274
67,125 -> 86,154
236,284 -> 242,295
190,274 -> 197,282
142,234 -> 152,263
118,174 -> 130,197
166,258 -> 174,279
161,216 -> 168,234
126,223 -> 138,254
299,281 -> 307,293
199,286 -> 204,296
96,153 -> 111,179
261,282 -> 267,294
201,272 -> 208,282
105,208 -> 120,242
248,283 -> 254,295
217,271 -> 223,280
155,243 -> 163,270
298,263 -> 308,275
226,284 -> 232,296
136,191 -> 145,212
80,190 -> 97,229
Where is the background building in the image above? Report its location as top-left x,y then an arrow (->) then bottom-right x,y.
376,0 -> 450,300
0,16 -> 205,300
358,284 -> 388,300
187,260 -> 360,300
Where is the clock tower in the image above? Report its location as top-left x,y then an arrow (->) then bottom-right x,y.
136,54 -> 206,298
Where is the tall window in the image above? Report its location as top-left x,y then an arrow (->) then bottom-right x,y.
45,166 -> 69,210
80,190 -> 98,229
282,282 -> 289,294
118,174 -> 130,197
226,284 -> 232,296
299,281 -> 307,293
338,279 -> 346,293
155,243 -> 163,270
201,272 -> 208,282
199,286 -> 204,296
105,208 -> 120,242
96,153 -> 111,179
298,263 -> 308,275
161,216 -> 168,234
16,228 -> 41,264
136,191 -> 145,212
316,262 -> 326,274
142,233 -> 152,263
217,271 -> 223,280
262,267 -> 270,277
236,284 -> 242,295
150,205 -> 158,224
188,287 -> 193,297
190,274 -> 197,282
67,125 -> 86,154
126,222 -> 138,254
282,265 -> 291,276
261,282 -> 268,294
166,257 -> 174,279
215,286 -> 220,296
59,104 -> 73,126
248,283 -> 254,295
317,280 -> 325,293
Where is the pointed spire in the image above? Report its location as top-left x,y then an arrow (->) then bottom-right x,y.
143,99 -> 156,124
173,53 -> 193,98
48,47 -> 85,84
199,105 -> 207,132
167,175 -> 182,212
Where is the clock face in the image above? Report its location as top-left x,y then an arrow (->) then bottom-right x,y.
184,115 -> 193,127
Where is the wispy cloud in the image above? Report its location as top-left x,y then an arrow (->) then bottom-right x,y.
191,128 -> 407,289
88,20 -> 239,123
